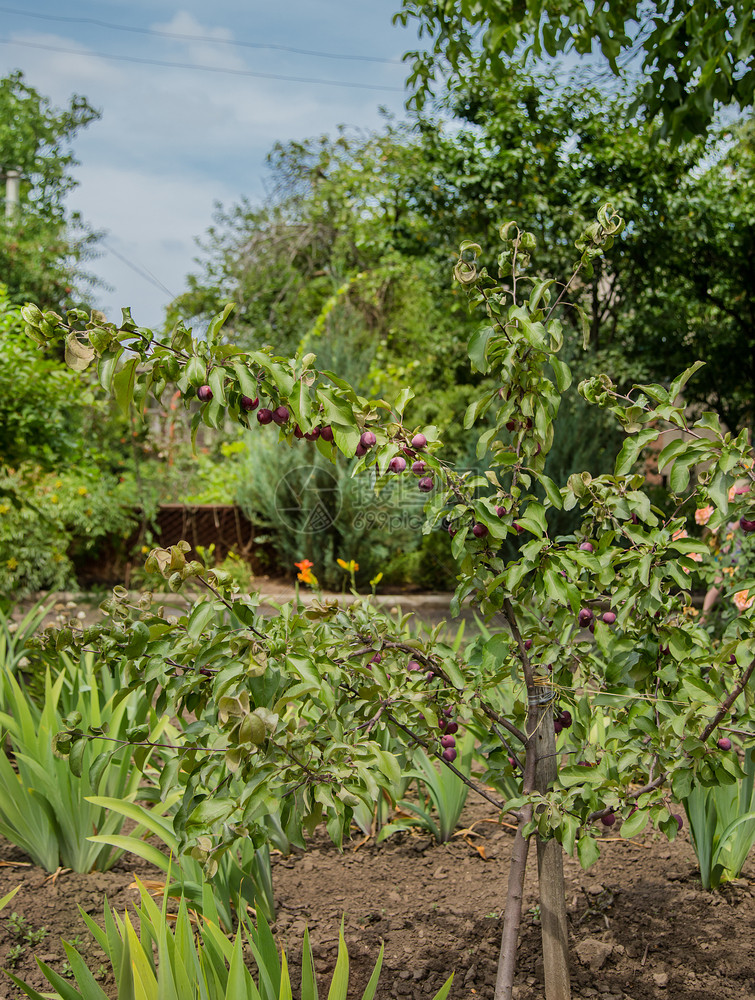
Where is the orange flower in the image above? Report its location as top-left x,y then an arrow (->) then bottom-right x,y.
295,559 -> 315,584
695,505 -> 713,526
733,590 -> 754,612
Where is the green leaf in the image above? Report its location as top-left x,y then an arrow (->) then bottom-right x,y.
326,925 -> 349,1000
549,357 -> 571,393
393,386 -> 414,417
577,834 -> 601,868
467,326 -> 495,372
615,428 -> 658,475
112,356 -> 139,415
620,809 -> 649,838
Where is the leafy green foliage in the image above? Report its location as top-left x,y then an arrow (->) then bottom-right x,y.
25,205 -> 755,870
0,654 -> 169,872
683,747 -> 755,889
0,464 -> 136,599
384,728 -> 478,844
395,0 -> 755,141
87,792 -> 278,927
22,203 -> 755,994
0,71 -> 101,308
6,879 -> 454,1000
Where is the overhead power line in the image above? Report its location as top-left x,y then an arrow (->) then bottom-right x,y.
101,239 -> 177,299
0,5 -> 403,64
0,37 -> 405,92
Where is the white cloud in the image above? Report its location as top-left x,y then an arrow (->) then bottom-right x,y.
3,6 -> 411,327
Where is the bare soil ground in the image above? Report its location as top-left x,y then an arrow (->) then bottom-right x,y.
1,795 -> 754,1000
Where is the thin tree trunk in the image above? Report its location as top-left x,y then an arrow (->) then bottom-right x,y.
534,694 -> 571,1000
494,805 -> 532,1000
494,661 -> 539,1000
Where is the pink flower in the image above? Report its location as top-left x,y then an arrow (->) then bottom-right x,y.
695,505 -> 713,526
733,590 -> 754,612
672,528 -> 688,541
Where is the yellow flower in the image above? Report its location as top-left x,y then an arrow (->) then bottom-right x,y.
77,486 -> 88,496
370,572 -> 384,587
6,557 -> 18,571
50,494 -> 59,504
54,480 -> 62,488
0,503 -> 9,515
337,558 -> 359,572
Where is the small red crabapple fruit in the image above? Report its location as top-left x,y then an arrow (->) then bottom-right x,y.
360,430 -> 377,448
418,477 -> 434,493
442,748 -> 457,763
389,456 -> 407,473
496,505 -> 507,517
320,425 -> 334,442
304,428 -> 320,441
717,737 -> 732,751
257,408 -> 273,425
602,611 -> 616,625
739,516 -> 755,533
472,523 -> 488,538
411,433 -> 427,450
578,608 -> 593,628
240,394 -> 258,411
412,460 -> 426,474
407,659 -> 423,672
579,541 -> 594,552
197,385 -> 213,402
440,734 -> 456,748
673,813 -> 684,832
600,812 -> 616,827
273,405 -> 290,425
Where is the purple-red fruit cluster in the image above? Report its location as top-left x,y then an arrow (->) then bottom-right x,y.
240,394 -> 258,412
578,607 -> 593,628
257,408 -> 273,425
439,714 -> 459,762
579,541 -> 594,552
740,516 -> 755,533
600,812 -> 616,827
412,460 -> 426,474
553,707 -> 572,735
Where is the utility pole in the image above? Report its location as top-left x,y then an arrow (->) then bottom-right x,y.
4,169 -> 20,220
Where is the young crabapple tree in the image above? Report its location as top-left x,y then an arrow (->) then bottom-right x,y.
23,205 -> 755,1000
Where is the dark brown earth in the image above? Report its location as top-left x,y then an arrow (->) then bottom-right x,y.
1,793 -> 754,1000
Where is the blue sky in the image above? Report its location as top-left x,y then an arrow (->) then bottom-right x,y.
0,1 -> 418,323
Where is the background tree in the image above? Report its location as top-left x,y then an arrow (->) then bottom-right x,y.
395,0 -> 755,141
0,71 -> 102,309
